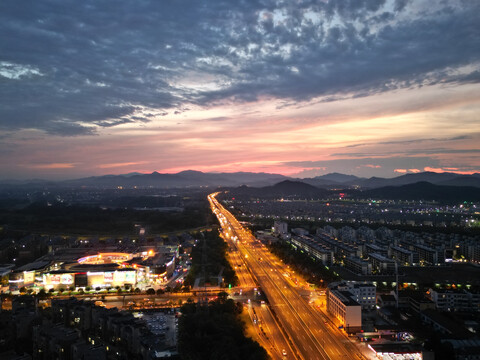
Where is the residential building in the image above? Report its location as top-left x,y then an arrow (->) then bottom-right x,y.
428,289 -> 480,312
343,257 -> 372,276
333,281 -> 376,310
369,253 -> 396,274
327,288 -> 362,333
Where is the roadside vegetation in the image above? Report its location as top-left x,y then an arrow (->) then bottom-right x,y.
184,230 -> 238,289
268,240 -> 340,286
178,295 -> 268,360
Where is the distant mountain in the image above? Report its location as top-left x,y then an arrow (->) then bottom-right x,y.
313,173 -> 362,183
301,177 -> 342,188
227,180 -> 328,199
55,170 -> 291,189
123,172 -> 143,177
268,180 -> 324,195
2,170 -> 479,190
438,174 -> 480,187
358,182 -> 480,202
300,173 -> 363,188
215,171 -> 289,187
352,172 -> 480,189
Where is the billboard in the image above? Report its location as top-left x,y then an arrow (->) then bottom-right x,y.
114,271 -> 125,283
23,271 -> 35,285
61,274 -> 74,285
125,271 -> 136,284
104,272 -> 114,283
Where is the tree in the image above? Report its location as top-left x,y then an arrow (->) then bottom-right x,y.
178,297 -> 268,360
37,289 -> 47,300
217,291 -> 228,304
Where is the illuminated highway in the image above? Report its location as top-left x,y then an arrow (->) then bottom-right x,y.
209,192 -> 366,360
223,223 -> 295,360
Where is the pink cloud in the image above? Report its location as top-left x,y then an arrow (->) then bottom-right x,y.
28,163 -> 75,169
408,169 -> 421,173
394,169 -> 407,173
97,161 -> 149,169
424,166 -> 479,175
365,164 -> 381,168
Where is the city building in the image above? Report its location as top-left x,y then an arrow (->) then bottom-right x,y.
8,247 -> 177,291
364,243 -> 388,258
273,221 -> 288,235
369,253 -> 396,274
413,244 -> 445,265
367,342 -> 424,360
343,257 -> 372,276
428,288 -> 480,312
332,281 -> 376,310
390,245 -> 418,265
327,288 -> 362,333
288,235 -> 333,265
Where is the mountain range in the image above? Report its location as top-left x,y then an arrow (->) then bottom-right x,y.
302,171 -> 480,188
1,170 -> 480,189
226,180 -> 480,202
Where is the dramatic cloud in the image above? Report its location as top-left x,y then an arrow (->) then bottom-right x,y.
1,0 -> 480,178
1,0 -> 480,136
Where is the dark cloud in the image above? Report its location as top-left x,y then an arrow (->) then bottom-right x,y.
43,122 -> 97,137
198,116 -> 231,122
341,135 -> 471,149
331,148 -> 480,157
94,118 -> 141,128
1,0 -> 479,135
394,0 -> 409,12
377,135 -> 472,146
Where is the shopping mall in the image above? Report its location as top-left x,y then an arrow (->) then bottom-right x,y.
8,246 -> 178,291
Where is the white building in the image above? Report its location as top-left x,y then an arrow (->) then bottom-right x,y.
334,281 -> 376,310
327,289 -> 362,333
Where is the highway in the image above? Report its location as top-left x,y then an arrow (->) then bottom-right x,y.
224,228 -> 295,360
209,192 -> 366,360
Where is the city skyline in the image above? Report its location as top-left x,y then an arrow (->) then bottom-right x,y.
1,0 -> 480,180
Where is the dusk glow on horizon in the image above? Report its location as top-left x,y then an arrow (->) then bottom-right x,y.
1,0 -> 479,180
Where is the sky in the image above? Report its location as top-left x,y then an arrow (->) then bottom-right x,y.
1,0 -> 479,180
